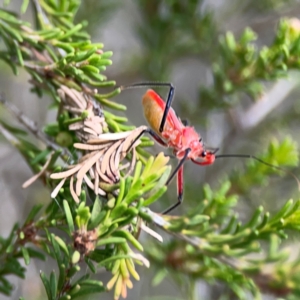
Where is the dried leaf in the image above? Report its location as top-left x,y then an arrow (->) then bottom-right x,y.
76,151 -> 104,195
22,151 -> 54,188
114,140 -> 124,170
92,131 -> 132,142
83,127 -> 98,136
96,159 -> 113,183
84,119 -> 103,133
51,177 -> 66,198
94,168 -> 99,194
83,174 -> 95,190
50,164 -> 82,179
101,140 -> 123,182
70,175 -> 80,203
74,142 -> 111,151
59,85 -> 86,110
52,87 -> 147,205
124,148 -> 136,178
69,122 -> 84,131
88,166 -> 95,179
63,106 -> 83,114
140,221 -> 163,242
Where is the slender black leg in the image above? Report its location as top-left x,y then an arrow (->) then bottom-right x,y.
120,82 -> 175,133
158,84 -> 175,133
166,148 -> 190,185
162,148 -> 191,214
126,125 -> 190,214
127,127 -> 168,153
162,165 -> 184,214
181,119 -> 189,126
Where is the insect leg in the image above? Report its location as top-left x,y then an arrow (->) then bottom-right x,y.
158,84 -> 175,133
162,165 -> 184,214
181,119 -> 189,126
127,127 -> 168,153
162,148 -> 191,214
120,82 -> 175,133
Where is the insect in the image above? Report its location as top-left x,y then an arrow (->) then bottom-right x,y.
121,82 -> 299,214
121,82 -> 218,214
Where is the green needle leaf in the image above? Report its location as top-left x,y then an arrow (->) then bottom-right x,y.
40,271 -> 51,299
63,200 -> 75,233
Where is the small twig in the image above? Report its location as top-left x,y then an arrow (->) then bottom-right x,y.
22,151 -> 55,188
235,78 -> 299,130
0,123 -> 20,145
32,0 -> 50,26
23,61 -> 57,71
0,93 -> 72,157
142,207 -> 244,270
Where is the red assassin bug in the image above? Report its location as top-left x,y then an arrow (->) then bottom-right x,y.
121,82 -> 299,214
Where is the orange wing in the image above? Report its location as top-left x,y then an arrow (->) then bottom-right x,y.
142,89 -> 183,136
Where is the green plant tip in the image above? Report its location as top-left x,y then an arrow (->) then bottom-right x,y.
72,251 -> 81,264
55,131 -> 73,147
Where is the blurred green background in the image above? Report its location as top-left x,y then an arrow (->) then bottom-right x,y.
1,0 -> 300,299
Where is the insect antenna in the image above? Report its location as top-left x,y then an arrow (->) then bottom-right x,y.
120,82 -> 174,90
215,154 -> 300,190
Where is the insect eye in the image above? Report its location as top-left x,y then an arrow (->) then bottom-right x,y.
199,138 -> 202,143
201,151 -> 207,157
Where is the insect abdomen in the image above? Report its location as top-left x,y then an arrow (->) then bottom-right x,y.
142,90 -> 166,135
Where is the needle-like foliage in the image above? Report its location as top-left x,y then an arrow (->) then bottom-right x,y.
0,1 -> 300,300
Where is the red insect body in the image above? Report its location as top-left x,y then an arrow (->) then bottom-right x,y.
142,89 -> 215,165
125,83 -> 294,213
